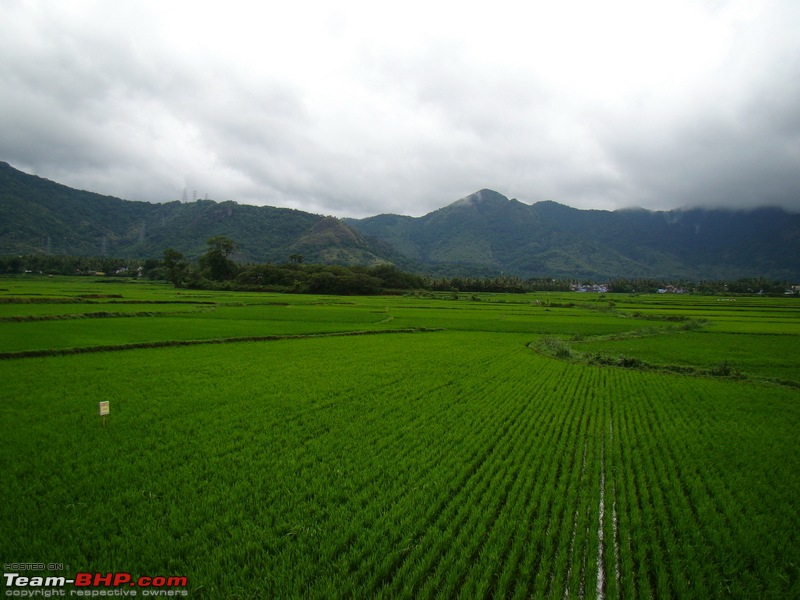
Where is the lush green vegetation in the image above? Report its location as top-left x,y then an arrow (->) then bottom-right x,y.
0,161 -> 323,263
4,250 -> 797,299
1,275 -> 798,598
349,190 -> 800,280
5,161 -> 800,280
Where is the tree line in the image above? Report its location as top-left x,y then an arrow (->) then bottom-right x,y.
1,237 -> 797,296
0,253 -> 156,277
159,236 -> 426,295
606,277 -> 794,295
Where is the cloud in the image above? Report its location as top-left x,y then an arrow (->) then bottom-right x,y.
2,0 -> 799,217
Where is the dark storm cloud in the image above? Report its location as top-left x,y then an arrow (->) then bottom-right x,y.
597,47 -> 800,211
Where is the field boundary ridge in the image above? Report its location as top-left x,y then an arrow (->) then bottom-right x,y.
0,327 -> 442,360
528,334 -> 800,389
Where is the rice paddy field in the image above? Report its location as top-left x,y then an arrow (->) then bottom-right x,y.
1,276 -> 798,598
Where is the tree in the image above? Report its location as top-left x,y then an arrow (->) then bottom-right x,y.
142,257 -> 161,279
368,264 -> 425,289
199,236 -> 237,281
162,248 -> 190,287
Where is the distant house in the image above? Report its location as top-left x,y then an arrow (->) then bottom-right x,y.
571,283 -> 609,293
658,285 -> 685,294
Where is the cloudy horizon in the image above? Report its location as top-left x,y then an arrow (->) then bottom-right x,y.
2,0 -> 799,218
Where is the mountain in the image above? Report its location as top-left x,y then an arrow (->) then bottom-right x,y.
289,216 -> 407,266
2,162 -> 799,279
347,189 -> 800,280
353,190 -> 542,268
0,161 -> 390,265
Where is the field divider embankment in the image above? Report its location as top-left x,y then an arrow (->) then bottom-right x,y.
0,327 -> 443,360
0,296 -> 215,305
528,333 -> 800,388
0,310 -> 195,323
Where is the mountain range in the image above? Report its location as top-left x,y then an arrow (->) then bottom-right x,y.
2,161 -> 799,280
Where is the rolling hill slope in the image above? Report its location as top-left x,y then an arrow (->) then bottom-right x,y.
3,162 -> 799,279
349,190 -> 800,279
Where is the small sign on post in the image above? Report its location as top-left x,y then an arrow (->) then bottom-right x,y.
99,401 -> 109,428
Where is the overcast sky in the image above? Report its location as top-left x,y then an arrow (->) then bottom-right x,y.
2,0 -> 799,217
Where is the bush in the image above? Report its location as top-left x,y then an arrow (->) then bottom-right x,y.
616,355 -> 642,368
537,335 -> 573,359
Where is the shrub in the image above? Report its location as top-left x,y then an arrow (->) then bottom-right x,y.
537,335 -> 573,359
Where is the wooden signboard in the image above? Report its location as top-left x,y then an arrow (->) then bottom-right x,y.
99,401 -> 109,428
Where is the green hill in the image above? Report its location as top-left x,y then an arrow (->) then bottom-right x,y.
349,190 -> 800,280
3,162 -> 799,279
0,161 -> 372,264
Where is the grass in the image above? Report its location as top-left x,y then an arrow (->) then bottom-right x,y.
570,329 -> 800,383
1,275 -> 798,598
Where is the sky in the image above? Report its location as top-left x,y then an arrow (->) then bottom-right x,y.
2,0 -> 799,218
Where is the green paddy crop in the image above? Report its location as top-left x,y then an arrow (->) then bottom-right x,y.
1,276 -> 798,598
571,330 -> 800,383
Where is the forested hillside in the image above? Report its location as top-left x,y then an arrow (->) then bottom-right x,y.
3,162 -> 799,279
